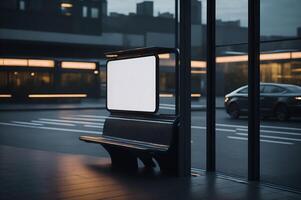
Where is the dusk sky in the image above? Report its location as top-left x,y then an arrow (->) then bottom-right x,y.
107,0 -> 301,37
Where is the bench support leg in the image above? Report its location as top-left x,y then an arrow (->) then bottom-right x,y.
138,154 -> 156,169
104,146 -> 138,172
154,154 -> 178,176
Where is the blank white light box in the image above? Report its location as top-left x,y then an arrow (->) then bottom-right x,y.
107,55 -> 158,113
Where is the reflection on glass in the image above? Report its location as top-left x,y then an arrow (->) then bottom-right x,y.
261,0 -> 301,39
216,45 -> 248,178
191,0 -> 206,170
260,39 -> 301,189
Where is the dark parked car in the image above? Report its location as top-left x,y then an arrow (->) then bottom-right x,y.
225,83 -> 301,121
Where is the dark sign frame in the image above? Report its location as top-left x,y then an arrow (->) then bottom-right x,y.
105,47 -> 179,116
105,54 -> 159,114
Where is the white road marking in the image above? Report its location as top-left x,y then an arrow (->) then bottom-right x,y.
76,115 -> 107,119
160,104 -> 175,107
75,115 -> 301,134
11,121 -> 43,126
191,126 -> 235,133
6,114 -> 301,146
0,122 -> 101,134
217,123 -> 301,133
260,124 -> 301,132
159,106 -> 175,110
32,120 -> 76,127
61,117 -> 105,122
105,116 -> 174,124
236,128 -> 301,137
160,104 -> 203,110
235,132 -> 301,142
84,124 -> 103,128
191,126 -> 205,130
216,128 -> 236,133
38,118 -> 101,125
217,123 -> 248,129
227,136 -> 294,145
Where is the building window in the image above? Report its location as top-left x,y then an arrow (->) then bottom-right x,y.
91,8 -> 99,18
60,2 -> 73,16
19,0 -> 25,11
82,6 -> 88,18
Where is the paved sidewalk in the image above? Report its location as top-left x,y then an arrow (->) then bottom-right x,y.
0,97 -> 225,111
1,145 -> 301,200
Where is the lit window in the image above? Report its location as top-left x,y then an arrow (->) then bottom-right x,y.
19,0 -> 25,10
91,8 -> 99,18
60,2 -> 73,16
82,6 -> 88,18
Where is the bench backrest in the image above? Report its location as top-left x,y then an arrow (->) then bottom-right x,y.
103,115 -> 179,146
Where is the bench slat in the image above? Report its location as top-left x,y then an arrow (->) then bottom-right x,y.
80,135 -> 169,152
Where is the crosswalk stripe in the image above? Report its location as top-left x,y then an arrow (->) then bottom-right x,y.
160,104 -> 175,107
32,120 -> 76,127
75,115 -> 175,124
0,122 -> 101,134
260,124 -> 301,132
11,121 -> 43,126
235,132 -> 301,142
217,123 -> 301,132
61,117 -> 105,122
106,116 -> 174,124
84,124 -> 103,128
236,128 -> 301,137
191,126 -> 236,133
218,123 -> 248,129
4,114 -> 301,146
227,136 -> 293,145
38,118 -> 101,125
160,106 -> 175,110
76,115 -> 107,119
193,125 -> 301,139
191,126 -> 205,130
75,115 -> 301,133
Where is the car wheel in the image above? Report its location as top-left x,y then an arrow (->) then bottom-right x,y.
275,104 -> 289,121
228,103 -> 240,119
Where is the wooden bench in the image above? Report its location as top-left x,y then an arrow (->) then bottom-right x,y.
80,47 -> 181,175
80,114 -> 180,175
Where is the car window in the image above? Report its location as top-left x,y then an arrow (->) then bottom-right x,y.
286,85 -> 301,93
238,87 -> 248,93
262,85 -> 285,93
238,86 -> 264,93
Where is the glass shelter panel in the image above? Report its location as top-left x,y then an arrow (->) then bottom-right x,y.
260,0 -> 301,190
191,0 -> 207,170
215,0 -> 248,178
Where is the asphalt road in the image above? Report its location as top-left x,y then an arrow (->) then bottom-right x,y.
0,105 -> 301,190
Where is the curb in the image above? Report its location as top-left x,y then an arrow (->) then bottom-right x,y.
0,106 -> 106,112
0,106 -> 224,112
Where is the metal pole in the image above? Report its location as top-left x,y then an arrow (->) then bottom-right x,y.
206,0 -> 216,172
179,0 -> 191,176
175,0 -> 179,49
175,0 -> 179,116
248,0 -> 260,181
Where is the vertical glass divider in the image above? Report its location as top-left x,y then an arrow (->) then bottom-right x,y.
206,0 -> 216,172
248,0 -> 260,181
179,0 -> 191,176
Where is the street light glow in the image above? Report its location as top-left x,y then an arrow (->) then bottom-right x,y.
61,3 -> 73,8
61,62 -> 96,70
28,94 -> 87,98
28,59 -> 55,68
0,94 -> 12,98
